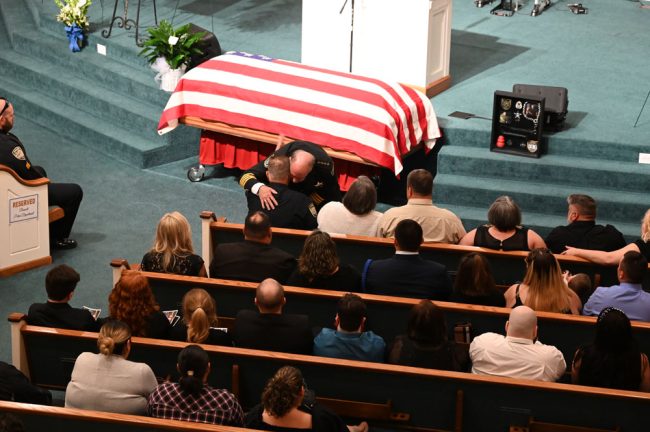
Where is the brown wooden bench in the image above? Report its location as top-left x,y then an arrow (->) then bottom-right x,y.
9,315 -> 643,432
199,213 -> 645,288
109,260 -> 650,370
0,400 -> 258,432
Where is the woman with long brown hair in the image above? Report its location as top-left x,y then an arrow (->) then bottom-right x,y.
450,252 -> 505,307
171,288 -> 232,346
140,211 -> 206,277
504,248 -> 581,314
287,230 -> 360,291
107,270 -> 170,338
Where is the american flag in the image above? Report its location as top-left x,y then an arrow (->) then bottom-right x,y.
158,51 -> 441,174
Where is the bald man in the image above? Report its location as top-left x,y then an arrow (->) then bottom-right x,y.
239,140 -> 341,211
0,97 -> 83,249
232,278 -> 313,354
469,306 -> 566,382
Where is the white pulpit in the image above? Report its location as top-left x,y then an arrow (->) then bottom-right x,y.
0,165 -> 52,277
301,0 -> 452,97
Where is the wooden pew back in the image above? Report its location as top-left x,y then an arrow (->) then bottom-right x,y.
109,262 -> 650,367
9,318 -> 649,432
0,400 -> 257,432
200,214 -> 628,287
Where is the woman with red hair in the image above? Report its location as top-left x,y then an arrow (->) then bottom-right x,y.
105,270 -> 170,338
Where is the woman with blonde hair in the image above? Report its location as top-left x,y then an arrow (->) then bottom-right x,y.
245,366 -> 367,432
141,211 -> 206,276
287,230 -> 360,291
65,320 -> 157,414
504,248 -> 582,314
459,196 -> 546,251
565,209 -> 650,263
107,269 -> 170,338
171,288 -> 232,346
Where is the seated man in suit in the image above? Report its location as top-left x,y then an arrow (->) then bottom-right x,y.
0,98 -> 83,249
232,278 -> 313,354
209,211 -> 296,283
27,264 -> 98,331
246,154 -> 317,230
313,293 -> 385,362
363,219 -> 451,300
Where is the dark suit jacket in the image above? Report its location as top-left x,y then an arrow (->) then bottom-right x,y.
246,183 -> 317,230
209,240 -> 296,284
27,302 -> 99,331
0,361 -> 51,405
363,254 -> 451,300
232,309 -> 313,354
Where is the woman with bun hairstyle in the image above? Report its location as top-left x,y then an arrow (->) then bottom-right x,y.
106,269 -> 171,338
65,320 -> 157,414
245,366 -> 368,432
141,211 -> 207,276
170,288 -> 232,346
147,345 -> 243,426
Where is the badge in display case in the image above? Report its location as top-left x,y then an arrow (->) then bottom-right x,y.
490,90 -> 545,158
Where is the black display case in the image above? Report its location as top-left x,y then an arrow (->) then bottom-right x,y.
490,90 -> 545,158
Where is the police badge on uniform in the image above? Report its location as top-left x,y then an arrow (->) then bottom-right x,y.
11,146 -> 25,160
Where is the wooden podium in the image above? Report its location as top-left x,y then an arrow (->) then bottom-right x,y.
301,0 -> 452,97
0,165 -> 52,277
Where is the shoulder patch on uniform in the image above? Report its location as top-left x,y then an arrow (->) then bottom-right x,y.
11,146 -> 25,161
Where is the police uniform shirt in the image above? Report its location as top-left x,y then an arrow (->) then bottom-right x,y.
0,131 -> 41,180
246,183 -> 317,230
239,140 -> 341,209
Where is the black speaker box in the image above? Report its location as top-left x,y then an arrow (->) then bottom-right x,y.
512,84 -> 568,131
188,23 -> 222,70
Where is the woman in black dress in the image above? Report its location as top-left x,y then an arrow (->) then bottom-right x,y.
450,252 -> 505,307
387,300 -> 469,371
287,231 -> 360,292
572,307 -> 650,391
140,211 -> 206,277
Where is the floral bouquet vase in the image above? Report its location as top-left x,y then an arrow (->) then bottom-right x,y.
65,23 -> 85,52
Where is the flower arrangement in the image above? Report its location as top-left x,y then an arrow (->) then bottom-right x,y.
139,20 -> 206,70
54,0 -> 92,29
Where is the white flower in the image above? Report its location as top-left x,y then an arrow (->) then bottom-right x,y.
78,0 -> 87,6
168,35 -> 179,46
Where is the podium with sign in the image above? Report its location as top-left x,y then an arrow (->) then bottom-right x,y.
0,165 -> 52,277
301,0 -> 452,97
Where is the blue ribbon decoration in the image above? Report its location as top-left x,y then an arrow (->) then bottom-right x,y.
64,24 -> 84,52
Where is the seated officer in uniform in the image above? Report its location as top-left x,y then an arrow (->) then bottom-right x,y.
0,97 -> 83,249
246,154 -> 317,230
239,139 -> 341,211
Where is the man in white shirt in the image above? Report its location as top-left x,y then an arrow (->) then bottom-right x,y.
469,306 -> 566,382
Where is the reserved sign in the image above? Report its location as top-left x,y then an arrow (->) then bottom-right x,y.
9,194 -> 38,223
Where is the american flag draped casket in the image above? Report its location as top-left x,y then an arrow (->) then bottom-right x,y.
158,51 -> 441,175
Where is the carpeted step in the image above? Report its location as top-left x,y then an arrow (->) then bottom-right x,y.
0,75 -> 199,168
437,145 -> 649,194
11,31 -> 169,107
0,50 -> 163,142
433,173 -> 648,233
441,126 -> 647,164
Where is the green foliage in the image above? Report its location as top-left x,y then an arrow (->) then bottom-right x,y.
138,20 -> 207,70
54,0 -> 92,28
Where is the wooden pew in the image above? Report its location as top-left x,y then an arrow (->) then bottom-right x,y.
9,316 -> 647,432
109,261 -> 650,368
0,400 -> 257,432
199,213 -> 629,287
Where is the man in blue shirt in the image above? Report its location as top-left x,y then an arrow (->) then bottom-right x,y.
583,251 -> 650,321
313,293 -> 385,362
